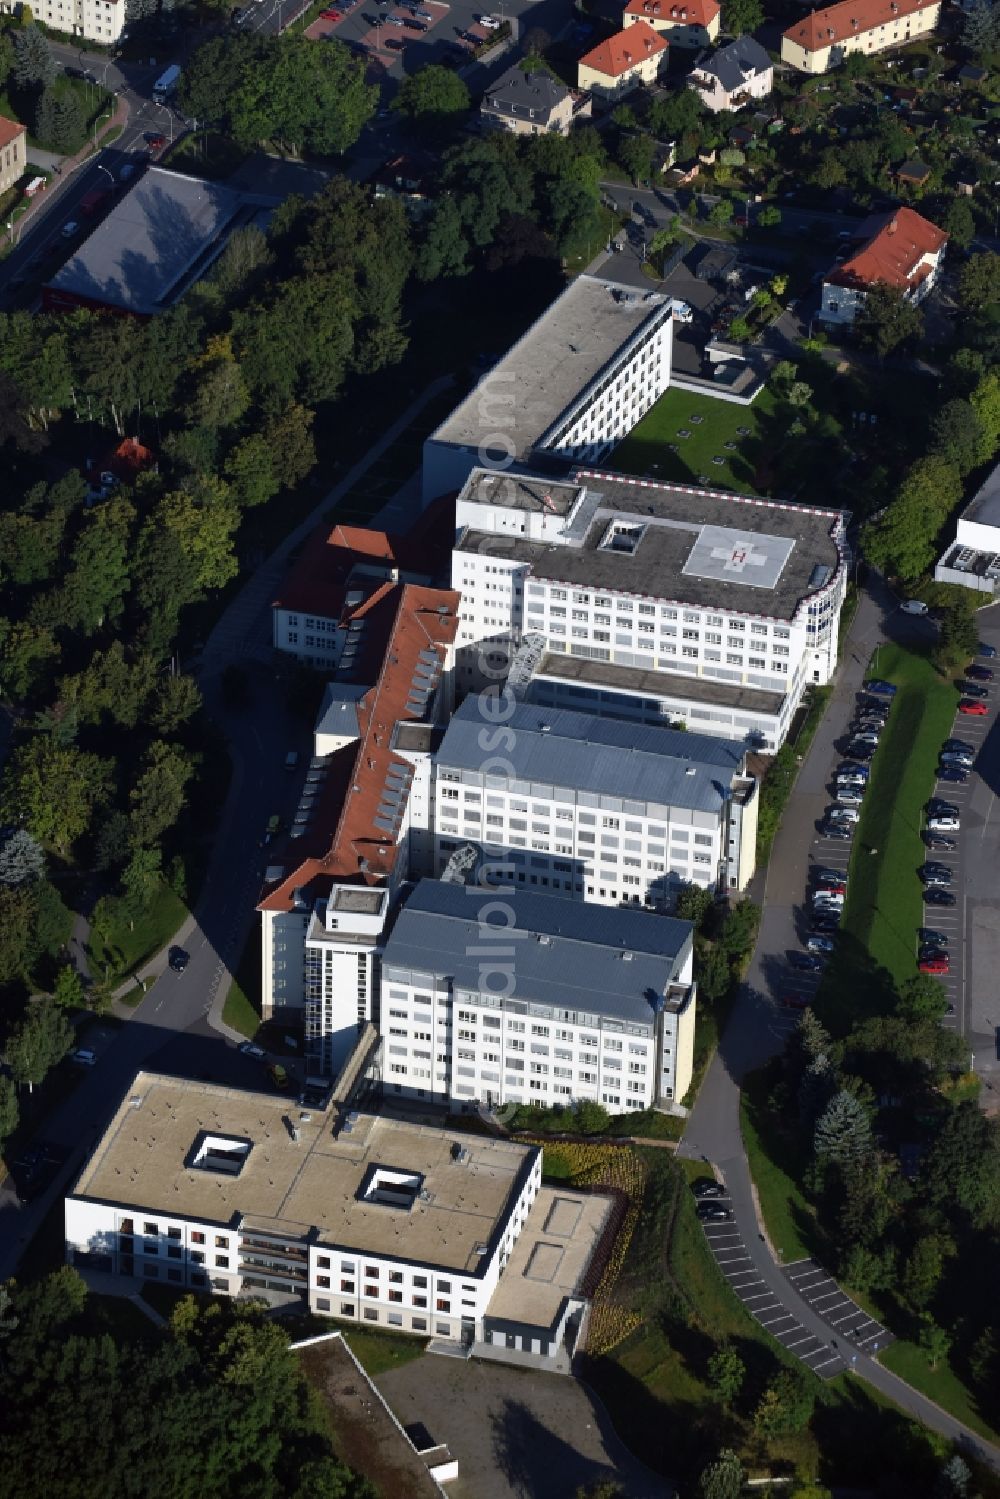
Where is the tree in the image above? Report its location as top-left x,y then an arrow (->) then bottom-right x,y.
675,884 -> 714,930
160,479 -> 240,593
754,1369 -> 815,1436
722,0 -> 763,33
897,974 -> 949,1022
697,943 -> 731,1002
58,495 -> 136,635
709,199 -> 734,226
1,741 -> 113,855
699,1448 -> 744,1499
718,900 -> 759,957
930,398 -> 986,477
129,742 -> 193,851
0,1076 -> 18,1151
228,35 -> 378,155
962,0 -> 999,55
943,197 -> 975,252
94,810 -> 131,873
758,205 -> 781,228
574,1099 -> 610,1134
918,1317 -> 951,1370
52,965 -> 84,1011
0,883 -> 36,983
957,253 -> 999,315
935,1455 -> 971,1499
11,24 -> 55,89
619,132 -> 655,185
34,87 -> 83,152
925,1102 -> 1000,1227
149,674 -> 202,734
0,829 -> 45,888
971,370 -> 1000,462
393,65 -> 470,132
707,1344 -> 745,1405
224,433 -> 280,510
121,847 -> 163,921
0,620 -> 60,701
862,456 -> 963,581
7,998 -> 74,1090
417,197 -> 470,281
814,1089 -> 872,1168
902,1233 -> 951,1312
933,601 -> 979,672
855,284 -> 923,359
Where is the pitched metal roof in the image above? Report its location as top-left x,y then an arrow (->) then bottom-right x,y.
436,698 -> 745,813
382,879 -> 692,1023
483,64 -> 571,121
694,35 -> 772,91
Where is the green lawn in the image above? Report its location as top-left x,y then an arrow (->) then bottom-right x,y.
741,1069 -> 827,1265
344,1329 -> 427,1377
880,1340 -> 1000,1446
222,930 -> 262,1039
818,642 -> 958,1032
611,386 -> 778,496
87,879 -> 189,986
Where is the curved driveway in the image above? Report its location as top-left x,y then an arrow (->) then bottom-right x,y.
680,582 -> 1000,1471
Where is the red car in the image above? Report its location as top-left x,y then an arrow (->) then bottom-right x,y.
781,992 -> 811,1010
146,132 -> 166,150
958,699 -> 988,715
918,956 -> 950,974
816,880 -> 846,896
320,7 -> 341,15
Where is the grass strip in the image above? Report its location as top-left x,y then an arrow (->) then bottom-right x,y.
740,1069 -> 826,1265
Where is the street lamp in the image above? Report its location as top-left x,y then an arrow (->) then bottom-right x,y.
96,163 -> 115,190
94,94 -> 117,147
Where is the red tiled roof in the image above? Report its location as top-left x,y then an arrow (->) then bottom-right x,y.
0,116 -> 25,152
624,0 -> 719,24
580,21 -> 668,78
825,207 -> 947,292
783,0 -> 936,53
259,583 -> 459,913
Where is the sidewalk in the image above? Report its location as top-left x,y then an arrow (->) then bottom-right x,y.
11,94 -> 131,243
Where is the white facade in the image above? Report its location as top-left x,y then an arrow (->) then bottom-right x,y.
422,277 -> 673,503
451,468 -> 848,750
5,0 -> 126,44
781,0 -> 940,73
304,888 -> 389,1078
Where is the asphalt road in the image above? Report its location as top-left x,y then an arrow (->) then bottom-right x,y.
681,581 -> 1000,1469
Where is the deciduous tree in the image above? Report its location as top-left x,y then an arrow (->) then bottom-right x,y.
1,741 -> 113,855
855,284 -> 923,359
7,998 -> 74,1090
129,742 -> 193,851
707,1344 -> 745,1405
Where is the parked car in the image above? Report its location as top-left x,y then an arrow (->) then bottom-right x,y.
919,955 -> 950,974
942,739 -> 974,755
807,934 -> 835,953
814,866 -> 848,885
924,835 -> 957,851
919,944 -> 948,962
965,665 -> 993,681
978,642 -> 997,658
918,928 -> 949,947
939,751 -> 974,767
811,916 -> 841,934
836,789 -> 865,806
782,992 -> 811,1010
864,679 -> 897,697
790,951 -> 824,971
238,1040 -> 266,1060
697,1203 -> 733,1221
826,805 -> 859,823
919,865 -> 952,886
938,766 -> 969,784
815,878 -> 847,895
960,682 -> 989,699
925,888 -> 957,907
821,823 -> 853,840
959,699 -> 989,715
901,599 -> 928,615
845,744 -> 875,761
927,816 -> 960,833
927,799 -> 959,817
168,946 -> 190,973
71,1048 -> 97,1067
692,1179 -> 726,1198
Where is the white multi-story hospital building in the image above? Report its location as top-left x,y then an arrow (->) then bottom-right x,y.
451,467 -> 849,750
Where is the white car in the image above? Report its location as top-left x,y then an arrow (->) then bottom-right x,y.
927,815 -> 960,832
812,889 -> 844,906
238,1041 -> 266,1060
901,599 -> 928,615
826,805 -> 859,823
61,220 -> 79,238
479,13 -> 501,26
71,1048 -> 97,1067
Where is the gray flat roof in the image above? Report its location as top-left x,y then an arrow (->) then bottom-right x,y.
382,879 -> 692,1023
47,168 -> 276,315
534,652 -> 786,716
456,467 -> 844,621
428,277 -> 668,462
437,697 -> 744,813
960,460 -> 1000,531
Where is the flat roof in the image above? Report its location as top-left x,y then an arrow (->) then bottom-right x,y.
72,1074 -> 537,1275
456,467 -> 844,622
437,696 -> 744,815
47,168 -> 276,315
486,1187 -> 611,1332
534,651 -> 785,716
960,460 -> 1000,531
428,277 -> 669,462
382,880 -> 692,1023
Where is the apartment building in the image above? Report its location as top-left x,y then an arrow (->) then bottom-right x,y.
431,697 -> 758,902
819,207 -> 947,328
623,0 -> 721,49
2,0 -> 125,44
781,0 -> 940,73
481,64 -> 576,136
422,276 -> 673,503
380,880 -> 696,1114
0,116 -> 26,197
258,583 -> 459,1063
450,467 -> 849,750
65,1073 -> 613,1365
576,22 -> 670,99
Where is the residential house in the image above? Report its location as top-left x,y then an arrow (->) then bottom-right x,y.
0,115 -> 26,197
577,22 -> 669,100
819,206 -> 947,327
687,36 -> 773,112
896,158 -> 931,188
481,63 -> 576,135
0,0 -> 126,45
781,0 -> 941,74
622,0 -> 720,48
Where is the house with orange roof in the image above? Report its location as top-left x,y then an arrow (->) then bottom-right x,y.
258,581 -> 459,1068
577,21 -> 669,99
0,116 -> 26,198
781,0 -> 941,74
819,207 -> 948,327
622,0 -> 720,48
